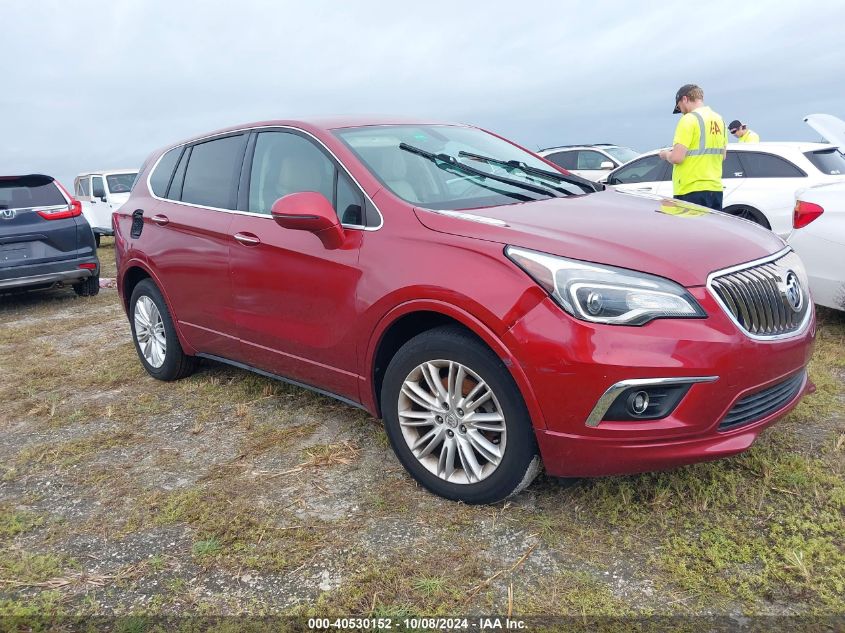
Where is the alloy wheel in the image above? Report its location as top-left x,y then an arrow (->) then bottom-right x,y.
397,359 -> 507,484
134,295 -> 167,368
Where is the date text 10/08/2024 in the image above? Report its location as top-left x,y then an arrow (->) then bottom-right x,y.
307,617 -> 527,630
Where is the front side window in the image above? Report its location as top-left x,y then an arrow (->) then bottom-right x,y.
181,134 -> 247,209
336,125 -> 587,211
608,155 -> 667,184
248,132 -> 335,215
576,150 -> 608,170
92,176 -> 106,198
106,173 -> 137,194
336,171 -> 364,225
739,152 -> 805,178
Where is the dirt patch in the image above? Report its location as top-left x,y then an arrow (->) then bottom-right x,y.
1,267 -> 843,619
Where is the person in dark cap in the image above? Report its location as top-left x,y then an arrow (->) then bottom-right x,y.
658,84 -> 727,210
728,120 -> 760,143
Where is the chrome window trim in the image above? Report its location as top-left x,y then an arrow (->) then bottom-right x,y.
706,247 -> 812,341
585,376 -> 719,428
144,125 -> 384,231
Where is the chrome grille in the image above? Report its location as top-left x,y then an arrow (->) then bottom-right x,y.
719,370 -> 805,431
708,250 -> 810,339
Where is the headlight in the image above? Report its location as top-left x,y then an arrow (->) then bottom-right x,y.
505,246 -> 706,325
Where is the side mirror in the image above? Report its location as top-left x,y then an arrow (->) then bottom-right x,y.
600,161 -> 615,170
271,192 -> 344,249
99,195 -> 107,203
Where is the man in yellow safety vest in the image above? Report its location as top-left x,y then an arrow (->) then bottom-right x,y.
728,120 -> 760,143
658,84 -> 727,210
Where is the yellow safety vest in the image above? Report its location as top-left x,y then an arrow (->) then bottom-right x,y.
739,129 -> 760,143
672,106 -> 727,196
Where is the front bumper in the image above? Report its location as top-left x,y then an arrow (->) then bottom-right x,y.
0,258 -> 99,291
506,287 -> 816,478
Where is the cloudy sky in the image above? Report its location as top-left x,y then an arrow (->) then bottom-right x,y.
3,0 -> 844,187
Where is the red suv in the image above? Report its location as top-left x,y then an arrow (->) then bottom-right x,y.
115,118 -> 815,504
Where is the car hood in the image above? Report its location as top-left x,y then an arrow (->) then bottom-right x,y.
804,113 -> 845,151
413,189 -> 786,287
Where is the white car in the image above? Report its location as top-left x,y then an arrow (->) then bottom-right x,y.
787,114 -> 845,311
538,144 -> 640,181
602,139 -> 845,238
73,169 -> 138,246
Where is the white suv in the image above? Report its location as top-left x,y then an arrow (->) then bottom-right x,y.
74,169 -> 137,246
538,144 -> 640,181
602,142 -> 845,237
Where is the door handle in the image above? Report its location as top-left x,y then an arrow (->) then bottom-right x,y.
151,214 -> 169,226
234,232 -> 261,246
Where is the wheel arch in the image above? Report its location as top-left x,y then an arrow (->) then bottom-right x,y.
364,300 -> 546,430
120,261 -> 198,356
722,203 -> 772,229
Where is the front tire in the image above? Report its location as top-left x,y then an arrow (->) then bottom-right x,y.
381,326 -> 540,504
129,279 -> 196,381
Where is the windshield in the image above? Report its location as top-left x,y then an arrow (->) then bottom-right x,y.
106,173 -> 137,194
335,125 -> 588,210
0,176 -> 65,210
604,146 -> 639,165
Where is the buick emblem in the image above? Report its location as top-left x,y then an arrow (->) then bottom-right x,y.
784,271 -> 803,313
0,209 -> 15,220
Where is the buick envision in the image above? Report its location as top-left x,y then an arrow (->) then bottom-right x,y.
115,119 -> 815,503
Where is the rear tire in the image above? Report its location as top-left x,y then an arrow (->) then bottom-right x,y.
95,233 -> 101,247
381,325 -> 540,504
73,273 -> 100,297
129,279 -> 196,381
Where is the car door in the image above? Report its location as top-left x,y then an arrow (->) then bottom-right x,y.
606,154 -> 667,194
228,129 -> 364,402
86,176 -> 114,232
734,151 -> 807,237
139,134 -> 247,358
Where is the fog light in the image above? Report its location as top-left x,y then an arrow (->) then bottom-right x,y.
628,390 -> 650,415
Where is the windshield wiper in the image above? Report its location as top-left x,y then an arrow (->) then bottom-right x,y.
399,143 -> 564,199
457,150 -> 604,193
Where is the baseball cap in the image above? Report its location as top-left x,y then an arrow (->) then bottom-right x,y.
673,84 -> 699,114
728,120 -> 743,133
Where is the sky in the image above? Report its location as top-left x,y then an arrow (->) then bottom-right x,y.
2,0 -> 844,188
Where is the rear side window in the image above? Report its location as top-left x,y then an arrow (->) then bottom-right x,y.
75,177 -> 91,197
0,176 -> 65,209
149,147 -> 182,197
545,151 -> 577,170
722,151 -> 745,178
739,152 -> 805,178
804,149 -> 845,175
181,135 -> 247,209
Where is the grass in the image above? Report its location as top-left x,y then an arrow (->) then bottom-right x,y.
0,249 -> 843,618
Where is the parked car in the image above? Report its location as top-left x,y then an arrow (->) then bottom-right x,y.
74,169 -> 138,246
602,142 -> 845,237
789,182 -> 845,311
0,174 -> 99,296
115,118 -> 814,504
538,144 -> 640,181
